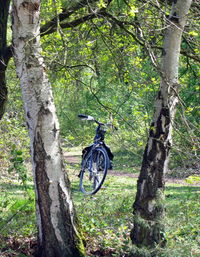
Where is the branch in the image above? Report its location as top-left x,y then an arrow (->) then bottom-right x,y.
40,0 -> 99,35
88,82 -> 136,130
100,10 -> 200,63
42,13 -> 99,36
99,10 -> 145,47
48,61 -> 96,73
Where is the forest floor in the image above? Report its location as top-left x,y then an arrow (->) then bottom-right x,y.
0,150 -> 200,257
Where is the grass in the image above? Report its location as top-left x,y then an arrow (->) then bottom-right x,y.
164,185 -> 200,257
0,159 -> 200,257
0,175 -> 36,257
70,173 -> 136,256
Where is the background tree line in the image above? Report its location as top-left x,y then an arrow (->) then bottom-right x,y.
41,0 -> 199,171
2,0 -> 198,168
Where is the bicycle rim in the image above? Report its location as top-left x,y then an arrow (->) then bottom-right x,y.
80,147 -> 109,194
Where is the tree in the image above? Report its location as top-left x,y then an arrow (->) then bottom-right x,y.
12,1 -> 85,256
0,0 -> 12,119
130,0 -> 193,254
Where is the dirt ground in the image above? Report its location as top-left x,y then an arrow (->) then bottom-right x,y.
64,154 -> 200,186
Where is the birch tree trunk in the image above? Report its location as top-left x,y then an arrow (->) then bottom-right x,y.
130,0 -> 192,252
12,1 -> 85,256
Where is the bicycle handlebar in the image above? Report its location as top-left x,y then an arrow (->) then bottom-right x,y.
78,114 -> 117,130
78,114 -> 103,125
78,114 -> 95,121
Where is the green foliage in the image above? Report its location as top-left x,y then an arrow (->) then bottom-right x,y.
185,175 -> 200,184
169,56 -> 200,169
0,185 -> 35,238
0,59 -> 30,181
38,0 -> 200,171
8,146 -> 28,186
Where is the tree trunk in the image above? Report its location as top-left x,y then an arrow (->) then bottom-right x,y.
130,0 -> 192,253
0,0 -> 11,119
12,1 -> 85,257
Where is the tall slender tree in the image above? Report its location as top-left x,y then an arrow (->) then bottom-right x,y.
130,0 -> 193,254
12,1 -> 85,256
0,0 -> 11,119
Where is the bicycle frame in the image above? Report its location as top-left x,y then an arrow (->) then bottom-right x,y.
78,114 -> 114,194
83,126 -> 105,174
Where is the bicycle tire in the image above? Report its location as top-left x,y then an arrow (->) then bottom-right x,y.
80,147 -> 109,195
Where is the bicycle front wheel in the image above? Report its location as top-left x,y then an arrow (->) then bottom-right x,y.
80,147 -> 109,195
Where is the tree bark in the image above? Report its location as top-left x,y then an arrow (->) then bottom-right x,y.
130,0 -> 192,253
12,1 -> 85,257
0,0 -> 11,119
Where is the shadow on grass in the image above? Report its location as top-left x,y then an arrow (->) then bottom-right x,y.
166,185 -> 200,199
0,182 -> 34,194
166,185 -> 200,191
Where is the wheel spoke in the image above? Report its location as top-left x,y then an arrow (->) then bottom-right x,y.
80,147 -> 109,194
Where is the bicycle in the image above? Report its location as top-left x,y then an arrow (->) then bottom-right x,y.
78,114 -> 114,195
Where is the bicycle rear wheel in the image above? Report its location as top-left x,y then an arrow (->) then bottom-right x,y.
80,147 -> 109,195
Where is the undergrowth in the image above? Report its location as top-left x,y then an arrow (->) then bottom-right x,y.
0,160 -> 199,257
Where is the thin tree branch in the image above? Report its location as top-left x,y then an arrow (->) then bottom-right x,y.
40,0 -> 99,35
41,13 -> 99,36
100,10 -> 200,63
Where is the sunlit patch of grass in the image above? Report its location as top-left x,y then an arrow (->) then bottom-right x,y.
164,185 -> 200,257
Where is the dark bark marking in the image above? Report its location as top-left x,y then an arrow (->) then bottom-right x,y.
33,132 -> 61,257
0,69 -> 7,119
52,123 -> 58,137
169,12 -> 179,23
133,102 -> 171,219
162,48 -> 167,57
27,111 -> 31,119
153,105 -> 170,140
57,183 -> 84,257
157,90 -> 163,100
26,121 -> 30,129
39,104 -> 51,116
21,1 -> 40,24
33,2 -> 40,11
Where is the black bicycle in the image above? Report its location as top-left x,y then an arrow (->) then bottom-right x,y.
78,114 -> 114,195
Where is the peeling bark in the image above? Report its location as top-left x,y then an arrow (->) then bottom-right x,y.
12,1 -> 85,256
130,0 -> 192,251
